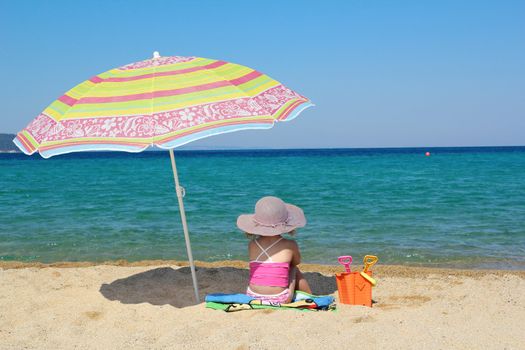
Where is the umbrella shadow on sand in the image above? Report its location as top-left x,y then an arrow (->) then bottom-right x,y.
99,266 -> 337,308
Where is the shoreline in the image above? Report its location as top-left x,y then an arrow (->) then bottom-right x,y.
2,259 -> 524,278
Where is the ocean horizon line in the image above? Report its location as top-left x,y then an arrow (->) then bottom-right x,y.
1,133 -> 525,154
2,144 -> 525,155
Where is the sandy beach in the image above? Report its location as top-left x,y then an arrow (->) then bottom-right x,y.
0,261 -> 523,349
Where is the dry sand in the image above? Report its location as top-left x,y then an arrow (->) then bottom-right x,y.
1,260 -> 524,349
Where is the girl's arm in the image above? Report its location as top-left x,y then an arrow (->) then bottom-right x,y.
290,240 -> 301,266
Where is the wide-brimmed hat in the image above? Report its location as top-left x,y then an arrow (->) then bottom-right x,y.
237,196 -> 306,236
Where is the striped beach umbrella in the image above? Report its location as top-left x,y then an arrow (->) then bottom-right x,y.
14,52 -> 313,302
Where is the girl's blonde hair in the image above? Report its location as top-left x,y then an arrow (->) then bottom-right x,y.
245,229 -> 296,240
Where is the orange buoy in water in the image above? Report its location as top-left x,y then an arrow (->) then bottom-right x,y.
425,151 -> 431,156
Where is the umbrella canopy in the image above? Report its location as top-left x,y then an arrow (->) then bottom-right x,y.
14,52 -> 313,158
13,52 -> 313,303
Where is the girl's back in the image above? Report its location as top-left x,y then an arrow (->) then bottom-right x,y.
248,236 -> 296,264
248,236 -> 300,295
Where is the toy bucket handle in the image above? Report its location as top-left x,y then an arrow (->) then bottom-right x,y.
363,255 -> 378,273
338,255 -> 353,272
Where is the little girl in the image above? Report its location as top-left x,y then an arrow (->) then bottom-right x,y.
237,196 -> 312,303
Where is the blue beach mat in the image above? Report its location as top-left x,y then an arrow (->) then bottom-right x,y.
205,291 -> 336,312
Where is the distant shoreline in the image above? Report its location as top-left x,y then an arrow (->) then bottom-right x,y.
0,133 -> 17,153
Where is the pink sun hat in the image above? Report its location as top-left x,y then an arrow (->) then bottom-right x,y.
237,196 -> 307,236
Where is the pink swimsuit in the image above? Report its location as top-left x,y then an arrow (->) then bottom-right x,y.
249,261 -> 289,287
247,238 -> 291,303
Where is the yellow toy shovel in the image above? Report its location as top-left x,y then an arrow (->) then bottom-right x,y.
360,255 -> 378,286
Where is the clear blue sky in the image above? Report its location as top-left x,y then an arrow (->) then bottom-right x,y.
1,0 -> 524,148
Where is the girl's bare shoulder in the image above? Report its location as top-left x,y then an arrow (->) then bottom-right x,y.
281,237 -> 299,248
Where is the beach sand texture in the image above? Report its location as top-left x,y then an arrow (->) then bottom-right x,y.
1,261 -> 524,350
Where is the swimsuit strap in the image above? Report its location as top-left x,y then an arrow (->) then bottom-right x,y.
254,237 -> 283,262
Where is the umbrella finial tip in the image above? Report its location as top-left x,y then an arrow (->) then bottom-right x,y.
153,51 -> 160,59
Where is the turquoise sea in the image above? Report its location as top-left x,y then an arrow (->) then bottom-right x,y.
1,147 -> 524,269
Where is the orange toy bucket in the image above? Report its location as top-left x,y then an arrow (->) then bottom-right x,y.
335,271 -> 373,307
335,255 -> 378,307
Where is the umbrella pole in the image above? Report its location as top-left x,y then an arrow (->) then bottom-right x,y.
169,149 -> 200,303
